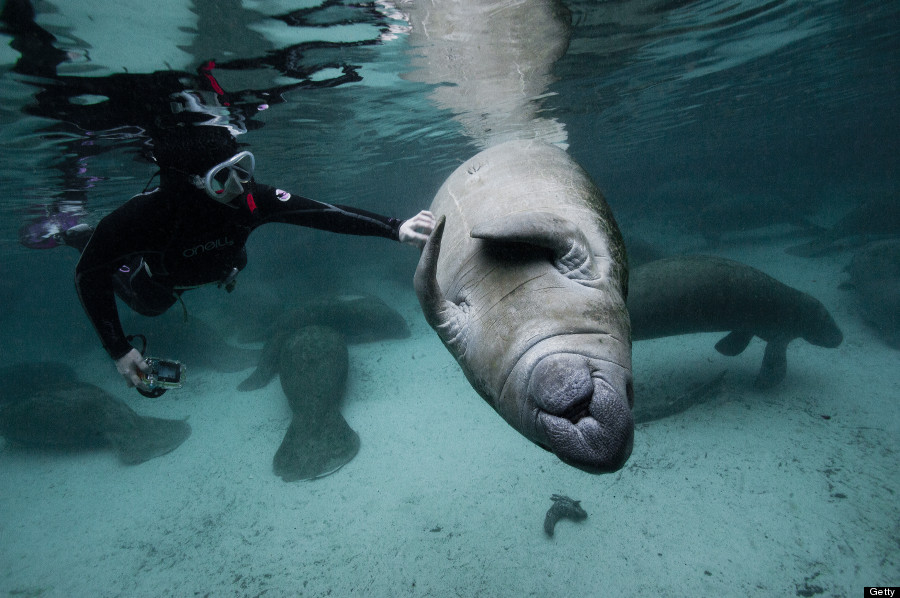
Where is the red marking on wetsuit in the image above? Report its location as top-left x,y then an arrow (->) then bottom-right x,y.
247,193 -> 257,213
200,60 -> 225,96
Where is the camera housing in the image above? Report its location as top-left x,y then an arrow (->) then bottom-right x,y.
138,357 -> 186,398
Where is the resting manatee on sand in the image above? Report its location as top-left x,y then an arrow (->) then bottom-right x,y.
785,194 -> 900,257
274,326 -> 357,481
238,294 -> 409,480
841,239 -> 900,349
0,362 -> 190,464
628,256 -> 843,389
238,294 -> 409,392
415,140 -> 634,474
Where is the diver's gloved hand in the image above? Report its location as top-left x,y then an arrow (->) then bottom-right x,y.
398,210 -> 436,248
116,348 -> 151,389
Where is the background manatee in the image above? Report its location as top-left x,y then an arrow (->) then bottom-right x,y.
131,313 -> 260,373
843,239 -> 900,349
628,255 -> 843,388
238,294 -> 409,391
273,325 -> 358,481
0,362 -> 191,464
785,194 -> 900,257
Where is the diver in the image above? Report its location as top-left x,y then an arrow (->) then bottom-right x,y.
50,125 -> 435,391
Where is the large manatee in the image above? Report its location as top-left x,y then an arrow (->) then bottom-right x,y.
415,139 -> 634,474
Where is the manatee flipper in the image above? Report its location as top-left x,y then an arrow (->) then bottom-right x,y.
236,364 -> 276,392
275,326 -> 356,481
109,414 -> 192,465
414,216 -> 471,353
273,410 -> 360,481
237,332 -> 285,391
754,338 -> 789,390
714,331 -> 754,356
471,212 -> 602,288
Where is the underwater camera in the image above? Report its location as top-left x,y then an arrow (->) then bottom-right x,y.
138,357 -> 186,398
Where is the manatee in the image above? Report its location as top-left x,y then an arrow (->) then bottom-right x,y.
623,234 -> 668,268
238,294 -> 409,391
632,370 -> 728,424
415,139 -> 634,474
692,193 -> 815,246
842,239 -> 900,349
136,313 -> 260,373
0,362 -> 191,464
628,256 -> 843,388
273,325 -> 358,481
785,194 -> 900,257
641,180 -> 815,246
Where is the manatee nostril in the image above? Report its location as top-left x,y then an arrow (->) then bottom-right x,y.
560,401 -> 591,424
529,355 -> 593,416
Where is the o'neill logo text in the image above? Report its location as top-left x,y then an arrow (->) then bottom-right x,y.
183,236 -> 234,257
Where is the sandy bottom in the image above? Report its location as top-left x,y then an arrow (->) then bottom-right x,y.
1,238 -> 897,598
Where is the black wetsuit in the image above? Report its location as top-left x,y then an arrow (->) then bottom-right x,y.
74,177 -> 402,360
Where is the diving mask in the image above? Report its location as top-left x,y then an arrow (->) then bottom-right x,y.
203,151 -> 255,201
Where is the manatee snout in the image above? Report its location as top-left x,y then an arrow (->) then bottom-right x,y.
803,302 -> 843,349
529,355 -> 634,474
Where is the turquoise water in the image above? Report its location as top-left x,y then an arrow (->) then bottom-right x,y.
1,1 -> 897,596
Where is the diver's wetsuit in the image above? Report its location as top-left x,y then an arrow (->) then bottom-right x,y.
75,178 -> 403,360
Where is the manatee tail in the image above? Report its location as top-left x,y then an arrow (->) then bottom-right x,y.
108,414 -> 192,465
273,410 -> 360,482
